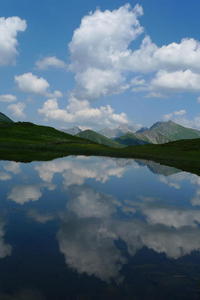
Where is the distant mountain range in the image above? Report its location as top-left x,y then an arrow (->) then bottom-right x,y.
99,125 -> 138,138
61,126 -> 82,135
134,121 -> 200,144
77,130 -> 123,148
2,112 -> 200,147
115,132 -> 148,146
74,121 -> 200,146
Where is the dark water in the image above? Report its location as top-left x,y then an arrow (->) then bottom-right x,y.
0,156 -> 200,299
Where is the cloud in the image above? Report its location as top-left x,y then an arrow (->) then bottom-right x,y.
163,109 -> 186,121
36,4 -> 200,127
38,96 -> 128,127
8,102 -> 26,118
36,56 -> 67,70
161,109 -> 200,130
69,4 -> 143,100
69,5 -> 200,98
0,17 -> 27,65
123,37 -> 200,74
0,94 -> 16,103
151,70 -> 200,92
15,72 -> 50,95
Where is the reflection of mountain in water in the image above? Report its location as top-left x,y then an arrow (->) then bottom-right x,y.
135,159 -> 180,176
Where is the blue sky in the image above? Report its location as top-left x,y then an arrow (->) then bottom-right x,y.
0,0 -> 200,130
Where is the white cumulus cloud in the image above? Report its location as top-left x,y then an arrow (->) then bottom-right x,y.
69,3 -> 144,99
151,70 -> 200,92
38,96 -> 128,127
0,16 -> 27,65
36,56 -> 67,70
163,109 -> 186,121
15,72 -> 50,95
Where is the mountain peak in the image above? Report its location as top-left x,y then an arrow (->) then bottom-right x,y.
150,120 -> 176,130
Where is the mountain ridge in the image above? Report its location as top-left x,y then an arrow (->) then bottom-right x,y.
77,129 -> 123,148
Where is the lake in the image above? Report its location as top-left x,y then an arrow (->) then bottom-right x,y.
0,156 -> 200,299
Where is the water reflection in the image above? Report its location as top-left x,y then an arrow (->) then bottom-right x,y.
0,156 -> 200,297
0,289 -> 45,300
0,218 -> 12,258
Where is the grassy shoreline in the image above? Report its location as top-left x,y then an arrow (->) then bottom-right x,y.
0,139 -> 200,176
0,122 -> 200,176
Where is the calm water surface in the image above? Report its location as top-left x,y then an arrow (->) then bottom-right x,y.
0,156 -> 200,299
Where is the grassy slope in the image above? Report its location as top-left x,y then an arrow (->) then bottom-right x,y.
0,122 -> 200,176
77,129 -> 123,148
115,132 -> 149,146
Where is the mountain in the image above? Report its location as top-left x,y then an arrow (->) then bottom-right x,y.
136,127 -> 148,133
0,112 -> 13,123
115,132 -> 149,146
99,124 -> 137,138
61,126 -> 83,135
135,121 -> 200,144
77,129 -> 123,148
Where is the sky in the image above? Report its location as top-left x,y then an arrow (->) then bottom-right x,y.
0,0 -> 200,130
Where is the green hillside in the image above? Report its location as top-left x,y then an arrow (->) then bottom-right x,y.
115,132 -> 149,146
136,121 -> 200,144
0,121 -> 92,148
77,129 -> 123,148
0,112 -> 13,123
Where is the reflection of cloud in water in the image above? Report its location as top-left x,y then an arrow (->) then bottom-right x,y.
0,162 -> 21,181
67,185 -> 120,218
8,185 -> 42,205
7,183 -> 55,205
159,176 -> 181,189
58,216 -> 125,282
159,172 -> 200,190
138,204 -> 200,228
115,220 -> 200,259
0,172 -> 11,181
4,161 -> 21,174
28,209 -> 55,224
191,189 -> 200,206
158,172 -> 200,206
56,183 -> 200,282
35,156 -> 136,186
